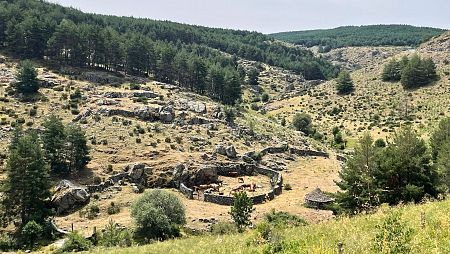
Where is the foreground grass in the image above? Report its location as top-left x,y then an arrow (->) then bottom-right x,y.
90,200 -> 450,254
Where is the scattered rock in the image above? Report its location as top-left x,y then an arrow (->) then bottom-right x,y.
126,163 -> 145,181
225,145 -> 237,158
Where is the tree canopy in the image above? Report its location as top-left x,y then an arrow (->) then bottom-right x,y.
0,0 -> 339,105
271,25 -> 445,49
1,129 -> 51,226
335,71 -> 355,95
13,60 -> 39,94
335,128 -> 442,214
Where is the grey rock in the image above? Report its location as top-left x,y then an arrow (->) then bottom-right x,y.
215,144 -> 227,156
127,163 -> 145,180
51,180 -> 90,214
225,145 -> 237,158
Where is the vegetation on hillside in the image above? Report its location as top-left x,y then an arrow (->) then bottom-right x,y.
334,123 -> 449,214
382,54 -> 438,89
0,118 -> 90,250
12,60 -> 39,94
335,70 -> 355,94
131,189 -> 186,242
271,25 -> 446,50
85,200 -> 450,253
0,0 -> 339,105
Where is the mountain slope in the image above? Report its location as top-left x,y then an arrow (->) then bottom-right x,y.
266,31 -> 450,146
271,25 -> 447,49
0,0 -> 338,84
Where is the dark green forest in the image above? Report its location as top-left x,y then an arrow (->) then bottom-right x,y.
271,25 -> 446,51
0,0 -> 339,104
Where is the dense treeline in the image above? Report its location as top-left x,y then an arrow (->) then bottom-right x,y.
382,54 -> 437,88
0,0 -> 338,105
271,25 -> 446,50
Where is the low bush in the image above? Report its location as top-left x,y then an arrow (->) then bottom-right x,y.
263,210 -> 307,228
21,220 -> 43,248
107,202 -> 121,215
99,219 -> 133,247
372,211 -> 413,253
131,189 -> 186,242
0,232 -> 15,251
210,221 -> 238,235
57,231 -> 92,253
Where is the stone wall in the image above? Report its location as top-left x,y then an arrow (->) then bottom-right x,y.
289,147 -> 329,158
216,162 -> 256,177
203,193 -> 235,206
86,171 -> 139,194
201,165 -> 283,206
179,183 -> 194,199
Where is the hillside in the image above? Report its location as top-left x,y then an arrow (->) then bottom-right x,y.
271,25 -> 446,50
83,199 -> 450,253
0,2 -> 450,253
0,0 -> 338,85
266,31 -> 450,146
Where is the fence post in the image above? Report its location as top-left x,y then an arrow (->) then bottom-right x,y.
338,242 -> 344,254
71,223 -> 74,232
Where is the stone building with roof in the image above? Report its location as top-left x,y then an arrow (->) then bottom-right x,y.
304,187 -> 335,209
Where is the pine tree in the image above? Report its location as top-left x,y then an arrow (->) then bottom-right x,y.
41,115 -> 67,173
382,59 -> 401,81
335,133 -> 380,213
1,131 -> 51,226
437,139 -> 450,191
336,70 -> 354,95
430,117 -> 450,160
65,124 -> 90,172
14,60 -> 39,94
377,127 -> 440,204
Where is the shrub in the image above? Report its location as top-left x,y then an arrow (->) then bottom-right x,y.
230,192 -> 254,232
131,189 -> 186,242
374,138 -> 386,148
93,176 -> 102,184
29,108 -> 37,117
210,221 -> 238,235
292,113 -> 313,135
250,103 -> 260,111
21,220 -> 43,247
224,106 -> 236,123
373,211 -> 413,254
130,83 -> 141,90
252,222 -> 284,254
0,232 -> 15,251
263,210 -> 307,228
58,231 -> 92,253
16,117 -> 25,125
261,93 -> 269,102
283,184 -> 292,191
99,219 -> 133,247
107,202 -> 121,215
70,88 -> 82,100
83,203 -> 100,220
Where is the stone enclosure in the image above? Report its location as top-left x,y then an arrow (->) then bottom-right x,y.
177,144 -> 329,206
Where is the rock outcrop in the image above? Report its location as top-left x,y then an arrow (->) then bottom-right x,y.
51,180 -> 90,214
